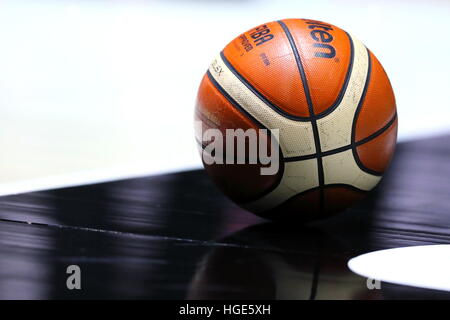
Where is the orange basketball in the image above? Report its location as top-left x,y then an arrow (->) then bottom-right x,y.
194,18 -> 397,221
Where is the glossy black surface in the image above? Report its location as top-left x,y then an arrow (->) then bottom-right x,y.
1,135 -> 450,299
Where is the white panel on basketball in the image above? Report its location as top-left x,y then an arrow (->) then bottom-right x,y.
322,149 -> 381,191
243,159 -> 319,212
208,55 -> 316,158
316,34 -> 369,152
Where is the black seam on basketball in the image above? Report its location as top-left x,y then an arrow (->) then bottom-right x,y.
323,183 -> 368,193
254,183 -> 367,220
284,153 -> 318,162
197,139 -> 286,203
249,185 -> 321,219
205,71 -> 286,200
200,142 -> 286,204
206,70 -> 266,130
206,69 -> 285,159
250,148 -> 286,202
284,145 -> 352,162
263,183 -> 368,204
196,138 -> 208,150
283,112 -> 397,162
277,20 -> 325,213
195,110 -> 220,129
350,48 -> 382,176
315,31 -> 355,119
355,112 -> 397,147
233,156 -> 286,203
352,114 -> 397,176
219,51 -> 311,122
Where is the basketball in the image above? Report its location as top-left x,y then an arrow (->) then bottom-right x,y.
195,18 -> 398,222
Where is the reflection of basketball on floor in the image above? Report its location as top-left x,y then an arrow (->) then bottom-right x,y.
195,18 -> 398,221
187,224 -> 383,299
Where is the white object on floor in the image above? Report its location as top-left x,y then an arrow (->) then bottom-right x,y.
348,245 -> 450,292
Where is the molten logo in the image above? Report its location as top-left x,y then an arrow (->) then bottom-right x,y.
304,19 -> 336,59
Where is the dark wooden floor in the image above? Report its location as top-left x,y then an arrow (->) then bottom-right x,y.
1,134 -> 450,299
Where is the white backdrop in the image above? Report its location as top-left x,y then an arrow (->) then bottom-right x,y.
0,0 -> 449,195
